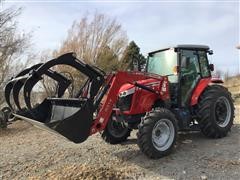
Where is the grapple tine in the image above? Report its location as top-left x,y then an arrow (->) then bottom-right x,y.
15,63 -> 43,77
12,79 -> 27,111
23,69 -> 72,110
4,63 -> 43,110
23,53 -> 104,110
23,73 -> 42,110
4,82 -> 14,110
44,70 -> 72,98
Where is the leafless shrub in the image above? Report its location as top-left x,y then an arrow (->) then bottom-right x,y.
0,7 -> 32,105
50,12 -> 128,93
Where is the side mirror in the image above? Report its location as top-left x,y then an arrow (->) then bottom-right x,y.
209,64 -> 214,71
208,50 -> 213,55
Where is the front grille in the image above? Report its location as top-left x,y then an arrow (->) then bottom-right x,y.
117,94 -> 133,111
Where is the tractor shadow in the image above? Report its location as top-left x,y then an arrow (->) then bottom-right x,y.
0,120 -> 32,138
121,138 -> 137,145
114,124 -> 240,178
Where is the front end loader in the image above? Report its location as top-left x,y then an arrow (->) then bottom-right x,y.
5,52 -> 167,144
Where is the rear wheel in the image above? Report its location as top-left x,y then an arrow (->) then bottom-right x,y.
196,85 -> 234,138
101,113 -> 131,144
137,108 -> 177,159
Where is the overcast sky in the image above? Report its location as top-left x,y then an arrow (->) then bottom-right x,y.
2,0 -> 240,74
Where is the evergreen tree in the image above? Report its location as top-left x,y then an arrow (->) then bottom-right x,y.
120,41 -> 146,71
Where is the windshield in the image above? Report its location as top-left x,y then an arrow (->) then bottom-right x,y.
147,49 -> 178,83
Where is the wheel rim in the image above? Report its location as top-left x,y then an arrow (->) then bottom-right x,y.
152,118 -> 175,151
108,115 -> 128,138
215,96 -> 231,128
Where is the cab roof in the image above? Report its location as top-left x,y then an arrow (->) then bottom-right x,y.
149,44 -> 210,55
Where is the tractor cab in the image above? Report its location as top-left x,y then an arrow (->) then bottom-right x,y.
147,45 -> 214,107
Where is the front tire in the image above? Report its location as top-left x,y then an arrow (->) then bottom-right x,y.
101,113 -> 131,144
137,108 -> 177,159
196,85 -> 234,138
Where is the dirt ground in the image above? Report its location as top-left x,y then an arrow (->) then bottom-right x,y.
0,105 -> 239,180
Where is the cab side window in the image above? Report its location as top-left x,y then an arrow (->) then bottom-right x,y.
198,51 -> 210,77
180,50 -> 201,106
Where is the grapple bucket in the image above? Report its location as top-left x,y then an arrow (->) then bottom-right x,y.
5,53 -> 105,143
15,98 -> 93,143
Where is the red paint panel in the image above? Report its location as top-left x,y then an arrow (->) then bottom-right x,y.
124,77 -> 170,115
190,78 -> 211,106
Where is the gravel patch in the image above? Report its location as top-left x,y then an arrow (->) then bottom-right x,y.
0,106 -> 239,179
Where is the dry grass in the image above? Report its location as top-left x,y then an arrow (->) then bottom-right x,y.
224,75 -> 240,105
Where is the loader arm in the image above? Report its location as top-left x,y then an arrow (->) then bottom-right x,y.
90,71 -> 163,134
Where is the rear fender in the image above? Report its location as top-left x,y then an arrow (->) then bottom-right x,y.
190,78 -> 211,106
190,77 -> 224,106
211,77 -> 224,83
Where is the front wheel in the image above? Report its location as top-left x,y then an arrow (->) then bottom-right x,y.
137,108 -> 178,159
101,113 -> 131,144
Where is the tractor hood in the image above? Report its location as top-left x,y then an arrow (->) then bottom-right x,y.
117,74 -> 169,115
118,78 -> 163,97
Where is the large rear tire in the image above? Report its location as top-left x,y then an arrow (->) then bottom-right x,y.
101,113 -> 131,144
137,108 -> 177,159
196,85 -> 234,138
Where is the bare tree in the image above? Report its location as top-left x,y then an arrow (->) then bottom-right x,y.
50,12 -> 128,95
0,7 -> 32,104
54,12 -> 128,65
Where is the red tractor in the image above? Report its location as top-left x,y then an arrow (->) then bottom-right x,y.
5,45 -> 234,159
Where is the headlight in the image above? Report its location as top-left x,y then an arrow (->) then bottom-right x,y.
119,87 -> 135,97
117,94 -> 133,111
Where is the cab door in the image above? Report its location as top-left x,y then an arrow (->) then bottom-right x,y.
180,50 -> 201,107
